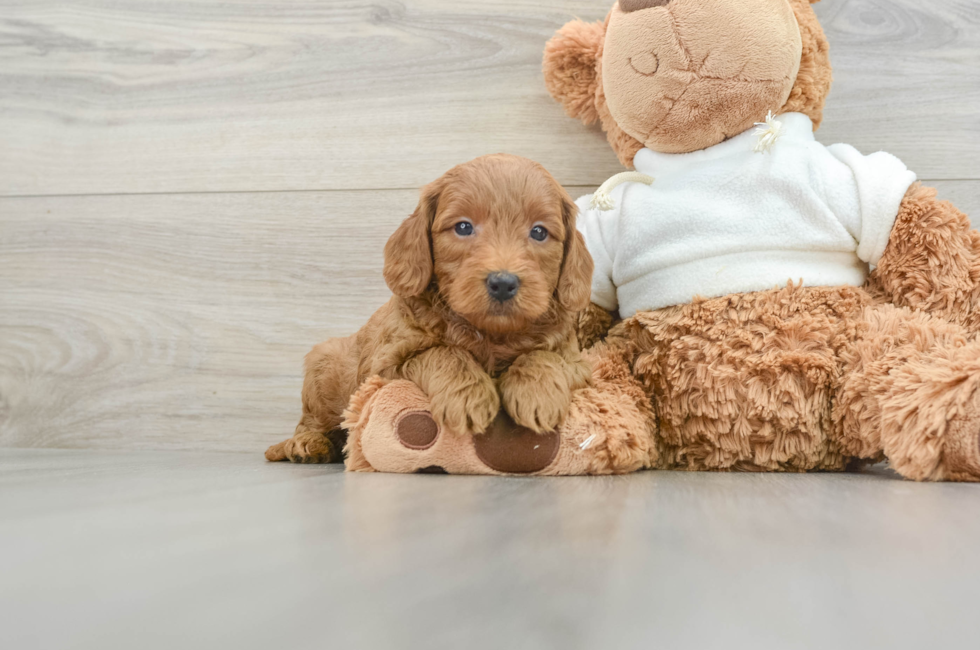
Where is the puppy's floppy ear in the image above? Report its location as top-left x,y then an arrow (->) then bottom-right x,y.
556,193 -> 594,312
384,179 -> 441,298
543,19 -> 605,126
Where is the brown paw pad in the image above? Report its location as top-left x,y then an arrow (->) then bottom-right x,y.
416,465 -> 448,474
396,411 -> 439,450
473,411 -> 560,474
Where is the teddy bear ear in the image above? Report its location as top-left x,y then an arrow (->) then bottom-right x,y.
543,19 -> 606,126
781,0 -> 832,129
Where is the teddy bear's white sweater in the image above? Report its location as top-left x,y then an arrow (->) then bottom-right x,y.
576,112 -> 917,317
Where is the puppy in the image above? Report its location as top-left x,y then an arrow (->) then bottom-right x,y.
266,154 -> 594,463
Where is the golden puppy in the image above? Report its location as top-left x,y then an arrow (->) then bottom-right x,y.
266,154 -> 594,463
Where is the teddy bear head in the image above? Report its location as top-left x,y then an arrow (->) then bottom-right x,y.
543,0 -> 832,166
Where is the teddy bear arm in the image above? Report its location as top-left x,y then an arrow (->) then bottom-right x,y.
868,182 -> 980,335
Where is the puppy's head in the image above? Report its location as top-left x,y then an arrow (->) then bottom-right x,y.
384,154 -> 593,334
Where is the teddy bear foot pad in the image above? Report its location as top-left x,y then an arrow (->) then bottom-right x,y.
393,409 -> 561,474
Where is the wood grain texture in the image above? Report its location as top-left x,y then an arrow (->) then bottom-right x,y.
2,449 -> 980,649
1,0 -> 978,197
0,189 -> 406,451
1,181 -> 978,453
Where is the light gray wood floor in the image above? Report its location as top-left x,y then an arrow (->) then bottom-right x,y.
2,450 -> 980,650
2,2 -> 980,647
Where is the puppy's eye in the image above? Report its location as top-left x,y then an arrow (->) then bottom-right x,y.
529,225 -> 549,242
454,221 -> 474,237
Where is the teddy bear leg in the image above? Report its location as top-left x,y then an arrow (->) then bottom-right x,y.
867,183 -> 980,335
836,303 -> 980,481
627,285 -> 875,473
344,376 -> 627,475
559,337 -> 659,474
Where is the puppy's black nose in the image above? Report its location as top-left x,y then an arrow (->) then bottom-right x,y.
486,272 -> 520,302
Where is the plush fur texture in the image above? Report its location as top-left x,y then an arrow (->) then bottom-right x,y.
867,183 -> 980,335
266,154 -> 593,463
835,302 -> 980,482
542,19 -> 604,127
627,283 -> 867,473
619,281 -> 980,481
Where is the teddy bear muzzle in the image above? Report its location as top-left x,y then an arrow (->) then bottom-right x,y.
602,0 -> 804,154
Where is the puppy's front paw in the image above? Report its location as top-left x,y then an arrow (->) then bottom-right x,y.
429,373 -> 500,435
499,354 -> 573,434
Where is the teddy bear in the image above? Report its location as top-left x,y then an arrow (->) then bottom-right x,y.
537,0 -> 980,481
344,0 -> 980,481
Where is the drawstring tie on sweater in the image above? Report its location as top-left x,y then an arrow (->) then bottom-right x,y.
589,171 -> 655,211
753,111 -> 783,153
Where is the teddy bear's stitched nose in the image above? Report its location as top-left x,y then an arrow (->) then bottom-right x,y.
620,0 -> 672,12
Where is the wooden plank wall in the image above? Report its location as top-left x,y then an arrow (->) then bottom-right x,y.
2,0 -> 979,453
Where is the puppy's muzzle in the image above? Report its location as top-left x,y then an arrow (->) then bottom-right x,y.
486,272 -> 520,303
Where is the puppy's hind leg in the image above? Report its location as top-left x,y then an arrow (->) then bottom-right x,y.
265,336 -> 360,464
265,420 -> 347,464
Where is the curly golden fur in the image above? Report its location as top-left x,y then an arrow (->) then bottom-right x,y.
266,155 -> 594,463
